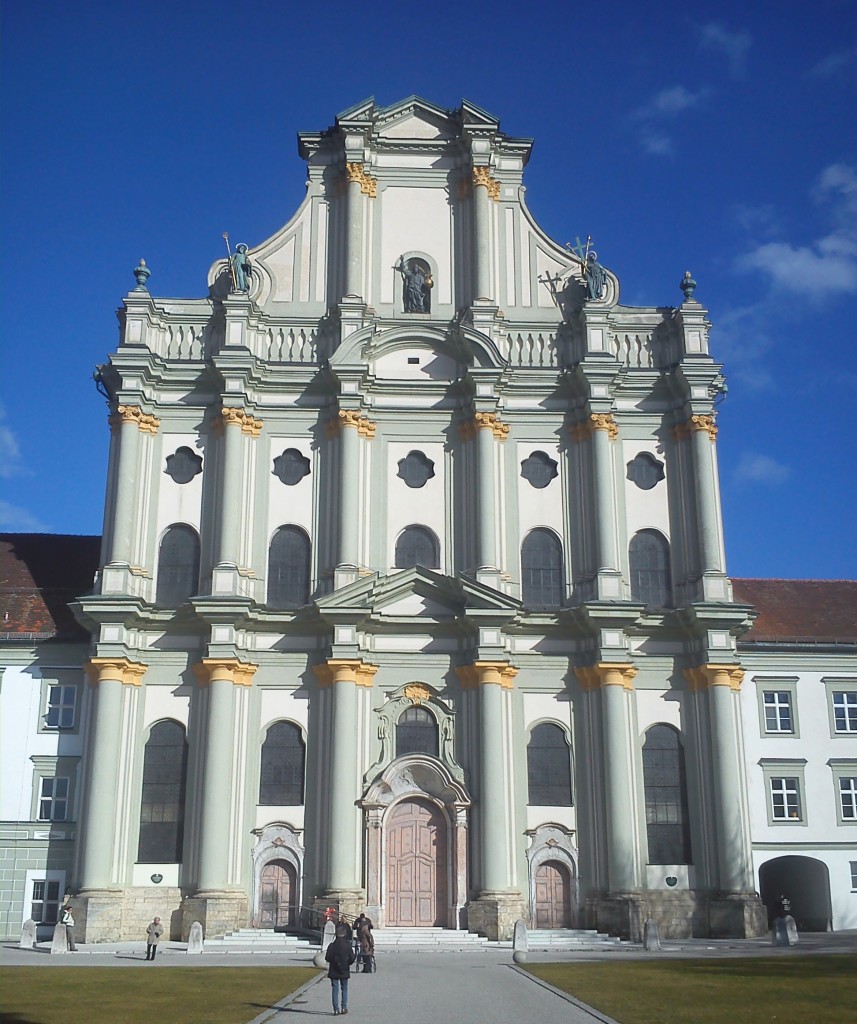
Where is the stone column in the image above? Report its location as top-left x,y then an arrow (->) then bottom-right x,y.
312,659 -> 377,914
78,658 -> 147,889
334,411 -> 375,581
456,661 -> 524,939
474,413 -> 509,580
472,166 -> 496,301
684,665 -> 766,937
107,406 -> 159,565
689,417 -> 723,575
217,409 -> 260,565
344,163 -> 373,299
573,415 -> 621,599
576,663 -> 639,892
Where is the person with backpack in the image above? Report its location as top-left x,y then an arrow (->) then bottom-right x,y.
325,923 -> 356,1015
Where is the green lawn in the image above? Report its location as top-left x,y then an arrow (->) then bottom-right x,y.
0,966 -> 319,1024
524,955 -> 857,1024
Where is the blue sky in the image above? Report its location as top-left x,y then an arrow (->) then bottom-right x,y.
1,1 -> 855,580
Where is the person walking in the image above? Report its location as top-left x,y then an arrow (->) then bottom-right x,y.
60,903 -> 76,951
145,917 -> 164,961
354,912 -> 374,972
325,923 -> 356,1015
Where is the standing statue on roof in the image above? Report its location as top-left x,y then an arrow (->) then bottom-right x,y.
230,243 -> 252,293
584,250 -> 607,301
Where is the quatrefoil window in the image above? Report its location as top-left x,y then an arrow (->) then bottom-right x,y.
164,446 -> 203,485
273,448 -> 311,486
627,452 -> 665,491
397,450 -> 435,489
520,451 -> 558,489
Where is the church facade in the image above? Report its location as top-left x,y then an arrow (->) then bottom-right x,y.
3,97 -> 854,944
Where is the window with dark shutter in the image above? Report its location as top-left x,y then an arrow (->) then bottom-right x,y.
137,720 -> 187,863
259,721 -> 305,805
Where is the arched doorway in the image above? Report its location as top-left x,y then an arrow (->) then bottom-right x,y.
759,856 -> 832,931
256,859 -> 296,929
386,798 -> 447,926
534,860 -> 572,928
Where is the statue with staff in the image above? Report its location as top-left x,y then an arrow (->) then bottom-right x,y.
566,235 -> 607,301
223,232 -> 252,293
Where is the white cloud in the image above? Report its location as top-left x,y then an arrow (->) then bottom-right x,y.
630,86 -> 708,158
710,304 -> 777,391
809,43 -> 857,78
0,404 -> 30,479
0,499 -> 50,532
699,22 -> 752,76
733,453 -> 791,486
735,162 -> 857,298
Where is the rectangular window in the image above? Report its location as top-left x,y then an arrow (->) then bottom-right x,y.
45,685 -> 77,729
770,777 -> 801,821
31,879 -> 61,924
851,862 -> 857,889
839,777 -> 857,821
763,691 -> 793,733
833,692 -> 857,733
38,778 -> 69,821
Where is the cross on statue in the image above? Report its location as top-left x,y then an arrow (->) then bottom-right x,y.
566,235 -> 592,264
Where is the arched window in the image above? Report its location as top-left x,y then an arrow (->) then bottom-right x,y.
396,706 -> 439,758
395,525 -> 439,570
521,529 -> 564,609
642,725 -> 691,864
138,720 -> 187,863
267,526 -> 311,608
629,530 -> 672,608
259,721 -> 305,805
527,723 -> 573,805
155,525 -> 200,607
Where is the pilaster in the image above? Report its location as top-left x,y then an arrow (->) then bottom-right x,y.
332,409 -> 377,588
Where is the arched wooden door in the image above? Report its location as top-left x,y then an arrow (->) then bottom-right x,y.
534,860 -> 572,928
257,859 -> 296,928
386,798 -> 447,926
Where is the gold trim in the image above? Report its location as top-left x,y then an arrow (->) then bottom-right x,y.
313,659 -> 378,688
345,162 -> 377,198
85,657 -> 147,686
474,411 -> 510,440
569,413 -> 618,442
112,405 -> 160,435
456,661 -> 518,689
193,658 -> 258,687
683,664 -> 744,692
221,408 -> 263,438
403,682 -> 432,704
337,409 -> 377,439
575,662 -> 637,691
472,166 -> 500,202
674,415 -> 717,442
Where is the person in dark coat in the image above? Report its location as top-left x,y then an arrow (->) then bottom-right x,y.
354,912 -> 374,972
325,924 -> 356,1015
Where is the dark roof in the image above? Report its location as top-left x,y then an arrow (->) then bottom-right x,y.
733,578 -> 857,644
0,533 -> 101,641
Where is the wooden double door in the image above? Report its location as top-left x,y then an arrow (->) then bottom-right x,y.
386,798 -> 447,927
534,860 -> 573,928
257,859 -> 297,929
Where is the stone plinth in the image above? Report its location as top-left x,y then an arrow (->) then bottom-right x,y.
181,892 -> 247,941
74,890 -> 124,943
73,886 -> 184,942
707,893 -> 768,939
466,892 -> 527,941
586,893 -> 648,942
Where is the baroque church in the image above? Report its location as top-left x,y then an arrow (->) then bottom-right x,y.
2,97 -> 855,945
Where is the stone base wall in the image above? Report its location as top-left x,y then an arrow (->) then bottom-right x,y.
181,892 -> 248,941
74,887 -> 184,943
311,891 -> 367,925
466,891 -> 527,941
585,890 -> 769,940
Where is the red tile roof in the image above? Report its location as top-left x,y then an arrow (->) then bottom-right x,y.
732,578 -> 857,644
1,533 -> 101,640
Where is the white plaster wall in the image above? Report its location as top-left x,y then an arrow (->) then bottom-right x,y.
379,187 -> 452,305
266,437 -> 315,539
634,688 -> 682,733
373,346 -> 457,381
142,684 -> 190,730
516,443 -> 565,553
621,440 -> 670,543
385,442 -> 446,571
258,690 -> 309,733
154,433 -> 204,532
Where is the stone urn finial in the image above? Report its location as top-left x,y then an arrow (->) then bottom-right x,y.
133,259 -> 150,292
680,270 -> 697,302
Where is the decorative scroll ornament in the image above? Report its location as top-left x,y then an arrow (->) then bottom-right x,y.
345,162 -> 377,198
403,682 -> 432,704
472,165 -> 500,201
474,411 -> 510,439
111,405 -> 160,435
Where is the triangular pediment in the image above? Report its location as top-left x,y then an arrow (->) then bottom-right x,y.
374,96 -> 459,141
315,567 -> 521,622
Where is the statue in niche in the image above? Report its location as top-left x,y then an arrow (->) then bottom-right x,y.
231,243 -> 252,292
584,251 -> 607,301
395,256 -> 432,312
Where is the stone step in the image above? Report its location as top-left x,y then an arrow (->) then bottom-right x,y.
526,928 -> 625,946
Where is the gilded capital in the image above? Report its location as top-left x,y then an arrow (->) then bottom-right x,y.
313,659 -> 378,688
575,662 -> 637,691
337,409 -> 377,439
690,414 -> 718,441
112,405 -> 160,435
472,165 -> 500,201
345,162 -> 377,198
684,664 -> 744,692
569,413 -> 618,441
193,658 -> 258,687
85,657 -> 147,686
474,411 -> 510,440
220,407 -> 263,438
456,661 -> 518,689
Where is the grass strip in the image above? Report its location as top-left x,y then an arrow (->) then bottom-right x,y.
524,954 -> 857,1024
0,965 -> 319,1024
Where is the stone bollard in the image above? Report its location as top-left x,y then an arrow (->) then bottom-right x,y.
512,919 -> 528,964
50,922 -> 69,954
313,920 -> 336,968
187,921 -> 204,954
19,919 -> 37,949
784,915 -> 799,945
644,918 -> 661,951
772,916 -> 799,947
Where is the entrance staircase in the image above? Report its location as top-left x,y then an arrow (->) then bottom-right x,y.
525,928 -> 627,949
204,928 -> 316,949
